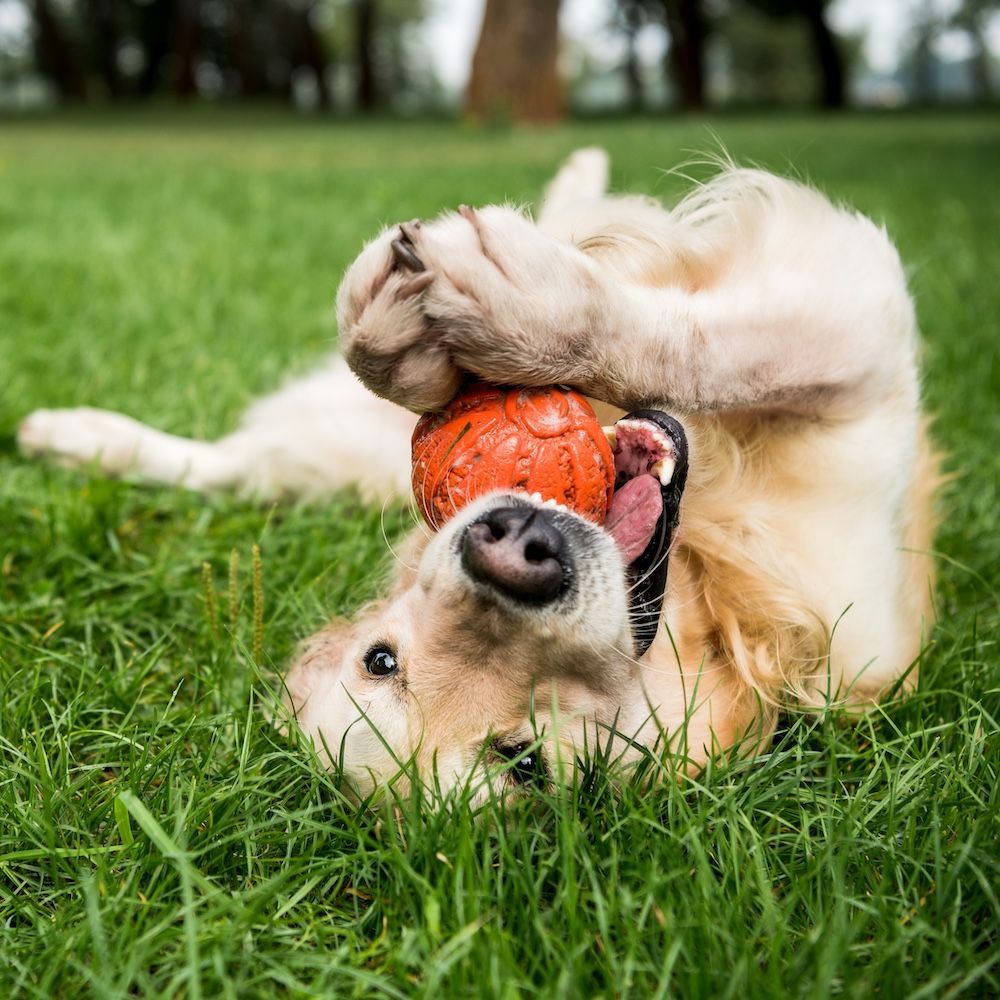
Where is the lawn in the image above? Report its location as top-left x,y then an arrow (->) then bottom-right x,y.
0,111 -> 998,997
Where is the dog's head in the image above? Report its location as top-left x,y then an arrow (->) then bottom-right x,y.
284,413 -> 688,798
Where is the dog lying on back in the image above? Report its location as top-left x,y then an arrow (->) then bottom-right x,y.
19,149 -> 938,797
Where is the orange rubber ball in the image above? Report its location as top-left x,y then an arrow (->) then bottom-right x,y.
411,383 -> 615,531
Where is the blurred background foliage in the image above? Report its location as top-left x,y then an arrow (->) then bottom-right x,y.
0,0 -> 997,118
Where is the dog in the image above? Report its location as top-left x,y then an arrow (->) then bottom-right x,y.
18,149 -> 938,798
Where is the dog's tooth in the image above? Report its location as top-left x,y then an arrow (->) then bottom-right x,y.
651,457 -> 675,486
530,491 -> 542,503
602,425 -> 617,449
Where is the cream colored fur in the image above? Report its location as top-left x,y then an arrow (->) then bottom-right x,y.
18,149 -> 938,798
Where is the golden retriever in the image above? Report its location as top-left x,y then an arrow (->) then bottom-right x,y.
19,149 -> 938,798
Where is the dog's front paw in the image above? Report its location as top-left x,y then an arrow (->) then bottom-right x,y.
18,407 -> 146,473
410,206 -> 605,388
337,207 -> 605,411
337,222 -> 461,412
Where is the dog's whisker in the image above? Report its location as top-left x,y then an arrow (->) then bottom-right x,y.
622,543 -> 676,598
403,492 -> 434,540
379,494 -> 419,573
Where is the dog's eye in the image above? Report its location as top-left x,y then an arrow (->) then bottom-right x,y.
496,741 -> 546,786
363,645 -> 398,677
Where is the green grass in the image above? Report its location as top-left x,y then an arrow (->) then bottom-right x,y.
0,112 -> 998,998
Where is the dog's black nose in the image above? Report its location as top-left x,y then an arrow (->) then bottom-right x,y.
462,506 -> 566,604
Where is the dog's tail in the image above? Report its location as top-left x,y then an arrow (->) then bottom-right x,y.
538,147 -> 610,225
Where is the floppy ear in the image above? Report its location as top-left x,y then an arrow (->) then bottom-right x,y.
282,529 -> 422,736
282,590 -> 397,724
282,619 -> 354,722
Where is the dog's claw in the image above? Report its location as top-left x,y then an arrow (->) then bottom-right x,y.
391,238 -> 425,273
398,271 -> 434,298
399,219 -> 421,242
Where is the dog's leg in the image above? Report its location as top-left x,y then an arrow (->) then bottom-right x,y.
339,170 -> 917,419
537,147 -> 609,226
17,406 -> 248,488
18,357 -> 416,502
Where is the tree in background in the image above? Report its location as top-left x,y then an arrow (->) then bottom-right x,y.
467,0 -> 563,122
353,0 -> 377,110
323,0 -> 430,111
900,0 -> 998,104
610,0 -> 857,111
12,0 -> 1000,113
134,0 -> 175,97
742,0 -> 845,107
605,0 -> 710,111
172,0 -> 199,98
28,0 -> 88,101
717,2 -> 813,105
906,0 -> 940,103
18,0 -> 431,110
86,0 -> 124,99
286,1 -> 334,108
661,0 -> 708,110
802,0 -> 844,107
951,0 -> 997,100
615,0 -> 648,113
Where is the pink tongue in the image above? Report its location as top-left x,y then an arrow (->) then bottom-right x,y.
605,475 -> 663,563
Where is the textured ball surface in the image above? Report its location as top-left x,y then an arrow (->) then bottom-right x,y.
411,383 -> 615,531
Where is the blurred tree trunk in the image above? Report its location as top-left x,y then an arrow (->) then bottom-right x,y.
467,0 -> 563,123
355,0 -> 378,111
743,0 -> 849,108
295,2 -> 332,109
968,32 -> 993,100
29,0 -> 88,101
622,0 -> 644,113
173,0 -> 200,98
137,0 -> 173,97
953,0 -> 995,101
801,0 -> 844,108
912,5 -> 937,104
87,0 -> 124,100
270,0 -> 294,103
662,0 -> 706,111
233,3 -> 268,99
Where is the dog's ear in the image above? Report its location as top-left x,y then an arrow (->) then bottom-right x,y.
282,619 -> 354,721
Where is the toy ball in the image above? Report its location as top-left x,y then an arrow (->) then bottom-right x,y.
411,383 -> 615,531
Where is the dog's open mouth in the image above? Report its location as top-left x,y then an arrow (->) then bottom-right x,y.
605,411 -> 689,657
